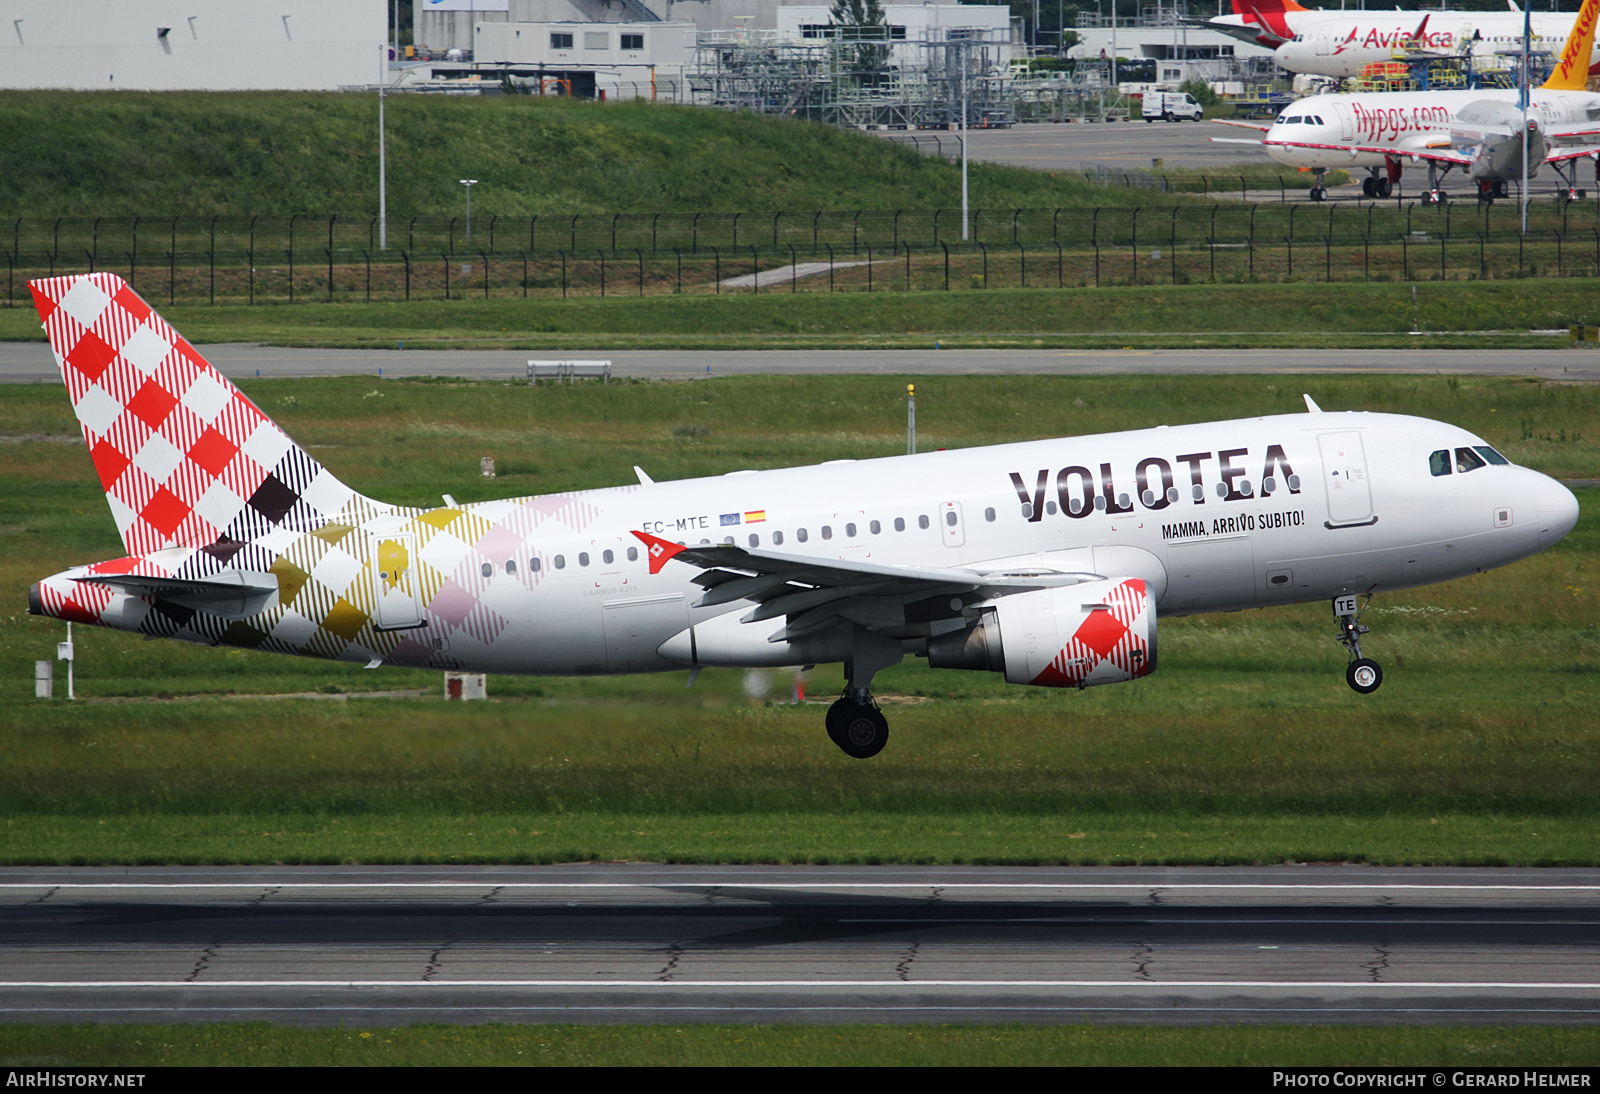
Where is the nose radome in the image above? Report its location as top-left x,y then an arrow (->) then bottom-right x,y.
1536,475 -> 1580,550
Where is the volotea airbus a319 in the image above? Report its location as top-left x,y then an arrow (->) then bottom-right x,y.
26,274 -> 1579,757
1216,0 -> 1600,204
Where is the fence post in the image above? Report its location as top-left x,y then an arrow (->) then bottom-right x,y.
482,252 -> 490,299
522,252 -> 529,299
1169,207 -> 1178,283
402,249 -> 411,301
1287,205 -> 1296,277
751,244 -> 759,294
598,249 -> 606,297
443,252 -> 450,299
636,248 -> 645,296
1054,239 -> 1063,287
789,243 -> 799,293
711,246 -> 720,293
363,250 -> 371,302
1017,243 -> 1025,288
1209,205 -> 1218,281
1131,208 -> 1139,283
826,243 -> 834,292
674,248 -> 682,294
866,244 -> 872,292
561,250 -> 568,298
732,211 -> 740,252
979,241 -> 988,289
326,248 -> 334,302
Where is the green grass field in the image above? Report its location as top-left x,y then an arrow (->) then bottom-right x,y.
7,281 -> 1600,351
1,1024 -> 1596,1067
2,373 -> 1594,866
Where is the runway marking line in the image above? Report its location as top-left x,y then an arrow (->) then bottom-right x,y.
3,882 -> 1599,891
4,979 -> 1599,989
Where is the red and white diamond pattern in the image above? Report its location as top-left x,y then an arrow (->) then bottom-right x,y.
33,273 -> 288,555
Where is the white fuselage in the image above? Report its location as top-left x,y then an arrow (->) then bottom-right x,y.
305,411 -> 1567,676
1272,13 -> 1581,78
1262,89 -> 1598,177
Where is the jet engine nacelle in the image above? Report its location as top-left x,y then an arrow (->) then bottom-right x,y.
927,577 -> 1157,689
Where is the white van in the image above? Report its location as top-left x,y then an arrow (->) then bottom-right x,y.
1141,91 -> 1204,122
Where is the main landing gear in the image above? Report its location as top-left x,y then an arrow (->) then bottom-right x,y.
824,629 -> 903,759
826,697 -> 888,758
1334,593 -> 1383,695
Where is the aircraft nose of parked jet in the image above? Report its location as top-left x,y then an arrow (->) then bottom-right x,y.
1536,474 -> 1580,550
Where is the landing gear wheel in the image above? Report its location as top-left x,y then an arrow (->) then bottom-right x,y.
1346,658 -> 1383,694
1310,185 -> 1326,202
826,698 -> 888,759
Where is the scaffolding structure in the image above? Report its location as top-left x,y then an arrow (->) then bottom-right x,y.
689,24 -> 1016,129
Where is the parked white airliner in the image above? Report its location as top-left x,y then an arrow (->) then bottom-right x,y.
1273,10 -> 1577,80
1207,0 -> 1590,79
26,274 -> 1579,757
1217,0 -> 1600,203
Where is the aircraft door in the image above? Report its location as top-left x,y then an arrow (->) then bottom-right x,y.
940,501 -> 966,548
373,532 -> 424,630
1318,430 -> 1375,527
1333,102 -> 1354,141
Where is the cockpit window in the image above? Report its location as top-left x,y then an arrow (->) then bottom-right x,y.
1474,445 -> 1510,465
1429,449 -> 1452,477
1455,447 -> 1488,473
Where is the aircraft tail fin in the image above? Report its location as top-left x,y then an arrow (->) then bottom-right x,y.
1542,0 -> 1600,90
29,273 -> 383,556
1231,0 -> 1309,15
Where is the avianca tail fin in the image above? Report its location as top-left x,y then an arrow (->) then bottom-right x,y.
1543,0 -> 1600,89
1231,0 -> 1309,15
29,273 -> 383,556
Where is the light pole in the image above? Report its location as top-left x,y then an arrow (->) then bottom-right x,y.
460,179 -> 478,244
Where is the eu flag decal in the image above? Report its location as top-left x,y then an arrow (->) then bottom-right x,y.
719,512 -> 742,526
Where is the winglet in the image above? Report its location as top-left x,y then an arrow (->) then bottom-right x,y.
634,465 -> 654,485
632,530 -> 688,575
1303,393 -> 1323,413
1542,0 -> 1599,90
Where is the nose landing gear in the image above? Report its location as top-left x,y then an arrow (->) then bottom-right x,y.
1334,593 -> 1383,694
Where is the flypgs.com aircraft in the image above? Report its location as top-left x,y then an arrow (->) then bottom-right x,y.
26,274 -> 1580,758
1216,0 -> 1600,204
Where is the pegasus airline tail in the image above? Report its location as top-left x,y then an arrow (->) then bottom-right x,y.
26,274 -> 1579,758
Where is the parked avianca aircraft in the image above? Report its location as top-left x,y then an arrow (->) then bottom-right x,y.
1217,0 -> 1600,203
1273,9 -> 1580,80
1207,0 -> 1588,78
25,274 -> 1580,758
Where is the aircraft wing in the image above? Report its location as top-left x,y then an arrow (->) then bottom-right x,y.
1211,119 -> 1272,132
1545,121 -> 1600,143
1264,135 -> 1472,166
1544,145 -> 1600,164
632,531 -> 1090,641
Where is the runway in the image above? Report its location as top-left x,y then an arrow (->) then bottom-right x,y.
3,342 -> 1598,383
3,865 -> 1597,1027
